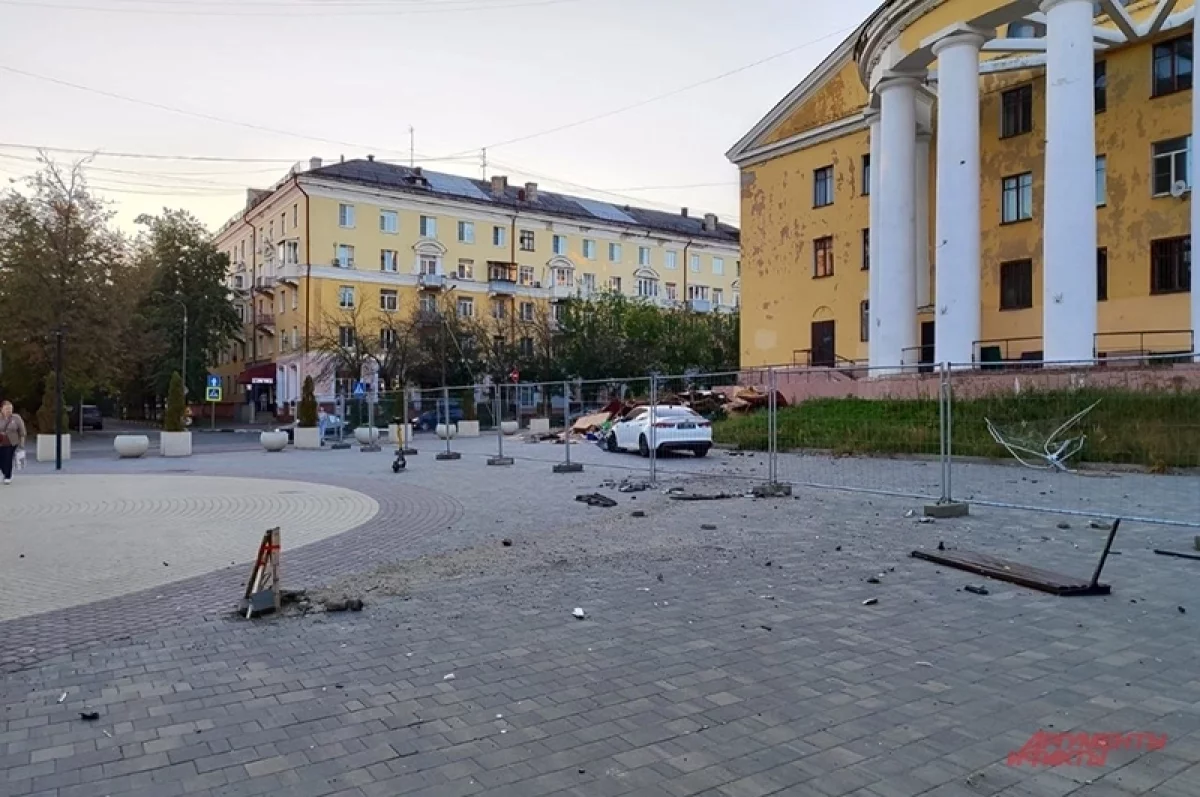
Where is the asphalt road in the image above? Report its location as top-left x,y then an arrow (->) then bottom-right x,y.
54,421 -> 268,460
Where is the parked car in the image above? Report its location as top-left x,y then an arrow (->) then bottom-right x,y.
68,404 -> 103,431
604,405 -> 712,458
413,401 -> 463,431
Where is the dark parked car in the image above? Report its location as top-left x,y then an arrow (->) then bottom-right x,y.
68,404 -> 103,430
414,401 -> 463,431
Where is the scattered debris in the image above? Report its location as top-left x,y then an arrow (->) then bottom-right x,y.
937,541 -> 946,551
834,546 -> 842,552
904,510 -> 916,518
1089,520 -> 1112,531
670,492 -> 737,502
443,673 -> 456,681
631,510 -> 646,518
917,517 -> 934,524
1179,606 -> 1187,615
1154,549 -> 1200,562
572,608 -> 586,620
162,561 -> 169,567
759,624 -> 773,631
656,573 -> 664,582
866,577 -> 881,585
1056,521 -> 1071,530
57,692 -> 67,704
700,524 -> 718,531
915,661 -> 933,667
862,598 -> 878,606
964,585 -> 990,596
322,597 -> 364,613
751,483 -> 792,498
764,561 -> 772,567
575,493 -> 617,508
616,481 -> 651,493
80,710 -> 100,721
501,538 -> 513,547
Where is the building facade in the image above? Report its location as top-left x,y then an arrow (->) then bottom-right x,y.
729,0 -> 1200,371
211,158 -> 741,411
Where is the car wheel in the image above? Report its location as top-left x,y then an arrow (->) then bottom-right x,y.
606,432 -> 619,453
638,435 -> 650,458
694,445 -> 710,458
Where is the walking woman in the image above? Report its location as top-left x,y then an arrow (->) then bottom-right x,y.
0,401 -> 27,484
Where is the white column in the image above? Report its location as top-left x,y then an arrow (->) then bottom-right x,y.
876,74 -> 920,372
915,131 -> 932,309
932,30 -> 986,367
867,110 -> 882,368
1041,0 -> 1098,363
1193,10 -> 1200,360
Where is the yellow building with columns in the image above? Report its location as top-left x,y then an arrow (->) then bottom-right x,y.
729,0 -> 1199,371
211,157 -> 741,411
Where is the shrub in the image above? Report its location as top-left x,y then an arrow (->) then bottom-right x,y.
35,375 -> 68,435
163,372 -> 186,432
460,388 -> 477,421
297,376 -> 318,427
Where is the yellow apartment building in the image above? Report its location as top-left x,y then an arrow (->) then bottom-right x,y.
211,157 -> 741,412
728,0 -> 1200,371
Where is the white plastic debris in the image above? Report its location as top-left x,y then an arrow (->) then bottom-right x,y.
573,608 -> 586,619
904,509 -> 916,518
443,673 -> 456,681
57,693 -> 66,704
862,598 -> 879,606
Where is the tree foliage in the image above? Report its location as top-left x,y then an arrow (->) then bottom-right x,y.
163,371 -> 186,432
34,373 -> 68,435
297,376 -> 318,427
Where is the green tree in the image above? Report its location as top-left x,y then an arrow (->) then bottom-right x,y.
163,371 -> 186,432
297,376 -> 318,427
34,373 -> 68,435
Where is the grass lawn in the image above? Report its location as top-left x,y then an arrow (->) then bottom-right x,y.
713,389 -> 1200,469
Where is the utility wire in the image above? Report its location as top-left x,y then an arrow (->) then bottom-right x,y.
0,0 -> 583,16
0,142 -> 299,163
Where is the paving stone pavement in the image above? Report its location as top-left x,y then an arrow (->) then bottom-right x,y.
3,443 -> 1200,795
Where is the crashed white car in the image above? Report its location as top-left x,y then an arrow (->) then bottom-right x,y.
604,405 -> 712,458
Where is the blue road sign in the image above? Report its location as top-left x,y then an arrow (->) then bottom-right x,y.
206,386 -> 222,402
207,375 -> 220,389
353,381 -> 367,398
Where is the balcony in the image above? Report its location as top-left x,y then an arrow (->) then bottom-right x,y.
688,299 -> 712,313
253,276 -> 276,294
255,313 -> 276,333
488,262 -> 518,295
550,283 -> 576,300
278,262 -> 303,285
419,273 -> 446,291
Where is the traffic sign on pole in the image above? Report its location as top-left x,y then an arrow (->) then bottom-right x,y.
206,386 -> 222,402
353,381 -> 367,399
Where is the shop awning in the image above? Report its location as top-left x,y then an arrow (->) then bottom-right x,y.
237,362 -> 276,385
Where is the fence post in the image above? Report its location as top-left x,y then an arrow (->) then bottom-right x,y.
648,374 -> 658,483
331,393 -> 350,449
488,382 -> 513,466
435,385 -> 461,461
924,362 -> 969,518
554,380 -> 583,473
769,367 -> 778,484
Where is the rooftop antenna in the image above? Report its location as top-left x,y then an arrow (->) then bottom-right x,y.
408,126 -> 415,168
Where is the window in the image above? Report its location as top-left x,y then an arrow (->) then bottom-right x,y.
519,301 -> 534,321
813,236 -> 834,278
712,256 -> 724,275
861,228 -> 870,270
637,278 -> 658,298
292,290 -> 298,310
1008,21 -> 1036,38
1152,136 -> 1191,196
609,276 -> 622,293
553,235 -> 567,255
1001,85 -> 1033,138
1095,60 -> 1107,113
493,226 -> 507,247
713,288 -> 724,306
553,267 -> 572,286
278,290 -> 286,314
268,220 -> 273,240
1095,156 -> 1107,206
419,254 -> 439,275
380,328 -> 396,349
380,289 -> 398,312
419,294 -> 437,313
999,259 -> 1033,310
292,204 -> 298,228
458,221 -> 474,243
690,254 -> 700,273
1152,35 -> 1192,97
665,282 -> 677,300
336,244 -> 354,268
551,303 -> 565,322
665,250 -> 678,269
861,154 -> 871,195
491,299 -> 507,319
583,239 -> 596,259
338,326 -> 355,348
419,215 -> 437,238
519,230 -> 535,251
608,242 -> 622,262
1001,172 -> 1034,223
1150,236 -> 1191,294
457,297 -> 474,317
637,246 -> 651,266
380,210 -> 398,233
338,285 -> 355,309
581,273 -> 596,293
456,258 -> 474,280
1097,248 -> 1108,302
338,204 -> 355,228
518,265 -> 535,285
519,337 -> 534,358
687,284 -> 709,301
860,300 -> 870,342
813,165 -> 834,207
381,249 -> 398,272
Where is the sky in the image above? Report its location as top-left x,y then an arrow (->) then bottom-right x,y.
0,0 -> 880,233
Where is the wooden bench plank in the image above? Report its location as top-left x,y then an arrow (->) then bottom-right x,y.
911,549 -> 1111,596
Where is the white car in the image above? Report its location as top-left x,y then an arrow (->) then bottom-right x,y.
605,405 -> 712,458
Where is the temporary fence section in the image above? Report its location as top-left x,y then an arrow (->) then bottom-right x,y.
942,355 -> 1200,528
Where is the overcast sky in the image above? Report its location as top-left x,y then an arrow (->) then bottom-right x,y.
0,0 -> 878,232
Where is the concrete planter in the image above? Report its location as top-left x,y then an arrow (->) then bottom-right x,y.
354,426 -> 379,445
113,434 -> 149,459
529,418 -> 551,435
436,423 -> 458,440
260,431 -> 289,452
457,420 -> 480,438
500,421 -> 519,436
36,434 -> 71,462
159,431 -> 192,458
294,426 -> 321,450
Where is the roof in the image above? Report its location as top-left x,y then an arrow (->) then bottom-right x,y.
305,159 -> 740,245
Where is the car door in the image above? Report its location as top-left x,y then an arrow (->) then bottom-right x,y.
615,408 -> 646,449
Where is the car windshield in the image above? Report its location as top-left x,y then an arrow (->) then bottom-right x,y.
656,407 -> 699,418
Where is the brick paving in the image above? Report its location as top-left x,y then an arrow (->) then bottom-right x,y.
3,444 -> 1200,795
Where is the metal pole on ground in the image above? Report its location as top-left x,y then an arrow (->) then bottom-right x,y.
554,379 -> 582,473
436,385 -> 461,460
362,380 -> 380,452
768,367 -> 778,484
488,382 -> 512,465
54,329 -> 64,471
924,362 -> 969,518
331,393 -> 350,449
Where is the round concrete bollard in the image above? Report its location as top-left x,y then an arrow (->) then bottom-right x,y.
500,421 -> 519,436
354,427 -> 379,445
260,430 -> 289,452
436,423 -> 458,440
114,434 -> 150,459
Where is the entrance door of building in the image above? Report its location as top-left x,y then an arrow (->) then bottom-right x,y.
919,321 -> 935,373
811,320 -> 836,368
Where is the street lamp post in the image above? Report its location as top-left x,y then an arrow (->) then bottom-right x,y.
54,328 -> 64,471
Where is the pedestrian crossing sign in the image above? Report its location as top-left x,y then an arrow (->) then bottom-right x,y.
206,386 -> 222,402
